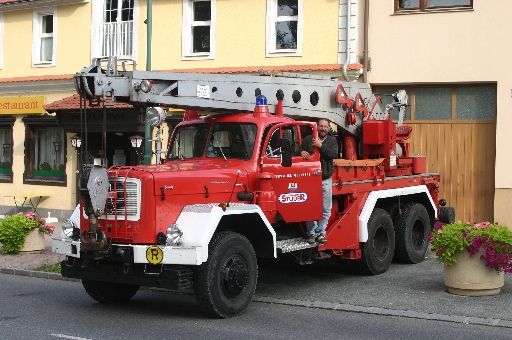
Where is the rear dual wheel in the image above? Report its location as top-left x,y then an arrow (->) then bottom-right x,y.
356,208 -> 395,275
394,203 -> 430,264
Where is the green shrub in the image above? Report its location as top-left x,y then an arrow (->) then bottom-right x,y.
39,162 -> 52,171
0,212 -> 55,254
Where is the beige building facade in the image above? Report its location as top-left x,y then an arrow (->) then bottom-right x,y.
360,1 -> 506,226
0,0 -> 506,227
0,0 -> 353,219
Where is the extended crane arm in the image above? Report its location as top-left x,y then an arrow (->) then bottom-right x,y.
75,56 -> 387,138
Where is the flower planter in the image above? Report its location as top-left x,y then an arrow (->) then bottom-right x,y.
34,170 -> 65,177
444,249 -> 504,296
18,228 -> 45,252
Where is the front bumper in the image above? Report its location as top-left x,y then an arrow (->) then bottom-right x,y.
52,237 -> 203,265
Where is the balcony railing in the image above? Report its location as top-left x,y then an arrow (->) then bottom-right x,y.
99,21 -> 133,58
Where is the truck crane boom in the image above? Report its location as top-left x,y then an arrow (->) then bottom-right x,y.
76,56 -> 385,138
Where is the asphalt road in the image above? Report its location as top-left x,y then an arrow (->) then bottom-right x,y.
1,274 -> 511,340
256,253 -> 512,321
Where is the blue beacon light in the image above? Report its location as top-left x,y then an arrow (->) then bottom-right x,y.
255,95 -> 267,106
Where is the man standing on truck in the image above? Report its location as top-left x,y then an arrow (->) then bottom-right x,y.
297,118 -> 338,245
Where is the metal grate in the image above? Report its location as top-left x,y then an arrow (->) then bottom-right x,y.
104,177 -> 141,220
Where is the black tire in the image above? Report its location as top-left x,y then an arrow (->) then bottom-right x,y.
394,203 -> 430,264
439,206 -> 456,224
382,201 -> 403,223
357,208 -> 395,275
194,231 -> 257,318
82,279 -> 139,303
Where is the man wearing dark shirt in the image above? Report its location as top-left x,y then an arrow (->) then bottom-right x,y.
297,118 -> 338,245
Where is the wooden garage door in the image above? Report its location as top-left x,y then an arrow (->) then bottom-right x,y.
375,84 -> 496,223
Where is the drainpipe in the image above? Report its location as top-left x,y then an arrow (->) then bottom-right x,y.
342,0 -> 351,82
144,0 -> 153,164
363,0 -> 369,83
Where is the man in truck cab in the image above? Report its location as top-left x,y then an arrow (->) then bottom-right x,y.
296,118 -> 338,245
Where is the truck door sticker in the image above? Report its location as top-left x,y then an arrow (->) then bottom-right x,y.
146,246 -> 164,264
288,182 -> 298,190
278,192 -> 308,204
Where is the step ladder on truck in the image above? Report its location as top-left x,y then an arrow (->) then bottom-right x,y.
52,56 -> 456,318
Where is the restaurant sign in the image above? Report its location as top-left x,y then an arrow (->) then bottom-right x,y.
0,96 -> 45,115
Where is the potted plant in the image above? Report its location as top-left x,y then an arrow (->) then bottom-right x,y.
430,221 -> 512,296
0,212 -> 55,254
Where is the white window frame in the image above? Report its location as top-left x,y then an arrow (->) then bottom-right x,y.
32,7 -> 57,67
0,13 -> 3,70
182,0 -> 216,60
91,0 -> 139,62
266,0 -> 303,58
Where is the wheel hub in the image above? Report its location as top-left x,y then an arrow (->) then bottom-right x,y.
373,224 -> 390,261
412,220 -> 426,251
220,253 -> 249,299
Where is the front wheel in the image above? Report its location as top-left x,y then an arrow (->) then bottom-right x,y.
194,231 -> 257,318
356,208 -> 395,275
82,279 -> 139,303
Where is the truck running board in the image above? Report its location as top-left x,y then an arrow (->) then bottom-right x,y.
276,237 -> 319,253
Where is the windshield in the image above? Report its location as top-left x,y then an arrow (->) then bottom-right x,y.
168,124 -> 209,160
206,123 -> 257,160
168,123 -> 257,160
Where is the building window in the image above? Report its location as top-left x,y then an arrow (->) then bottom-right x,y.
182,0 -> 216,60
375,84 -> 495,121
0,125 -> 13,182
92,0 -> 138,60
266,0 -> 303,57
102,0 -> 134,57
24,121 -> 66,185
32,7 -> 57,67
395,0 -> 472,12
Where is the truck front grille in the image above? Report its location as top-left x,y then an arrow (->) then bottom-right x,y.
104,177 -> 141,220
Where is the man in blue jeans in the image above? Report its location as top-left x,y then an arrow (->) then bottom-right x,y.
297,118 -> 338,245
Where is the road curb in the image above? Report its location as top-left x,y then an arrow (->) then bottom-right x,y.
0,267 -> 79,282
2,267 -> 511,328
251,295 -> 512,329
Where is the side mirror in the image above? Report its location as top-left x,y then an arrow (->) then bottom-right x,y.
279,138 -> 292,167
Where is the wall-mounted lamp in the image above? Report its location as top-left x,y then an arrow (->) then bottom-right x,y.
53,141 -> 62,153
2,143 -> 10,155
129,135 -> 144,164
129,135 -> 144,149
70,135 -> 82,150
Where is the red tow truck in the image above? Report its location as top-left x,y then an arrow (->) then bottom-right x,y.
53,56 -> 455,318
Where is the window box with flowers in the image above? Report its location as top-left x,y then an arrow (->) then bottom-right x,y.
34,162 -> 65,178
0,161 -> 11,175
0,212 -> 55,254
430,221 -> 512,296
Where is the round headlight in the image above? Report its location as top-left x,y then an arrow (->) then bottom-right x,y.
166,224 -> 183,246
140,80 -> 153,93
62,218 -> 77,239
